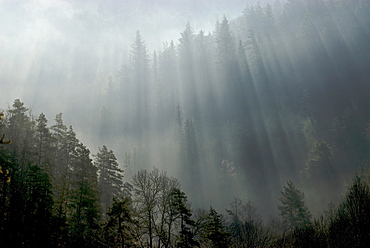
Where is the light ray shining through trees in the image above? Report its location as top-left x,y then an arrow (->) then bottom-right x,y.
1,0 -> 370,246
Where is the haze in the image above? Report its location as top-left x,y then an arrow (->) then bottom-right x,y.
1,0 -> 370,222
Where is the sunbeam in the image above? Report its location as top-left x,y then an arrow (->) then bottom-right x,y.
1,0 -> 370,247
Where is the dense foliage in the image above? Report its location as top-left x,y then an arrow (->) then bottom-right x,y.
1,103 -> 370,247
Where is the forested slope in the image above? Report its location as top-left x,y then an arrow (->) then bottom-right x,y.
1,0 -> 370,247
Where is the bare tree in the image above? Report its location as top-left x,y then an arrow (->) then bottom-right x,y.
132,167 -> 180,248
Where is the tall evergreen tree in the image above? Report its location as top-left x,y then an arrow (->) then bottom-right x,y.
35,113 -> 53,172
158,41 -> 178,123
104,197 -> 134,248
130,30 -> 150,136
178,22 -> 198,117
305,140 -> 334,181
6,99 -> 35,165
216,16 -> 236,66
180,119 -> 202,204
68,143 -> 100,247
23,164 -> 54,248
215,17 -> 240,115
329,176 -> 370,247
171,188 -> 198,248
278,180 -> 311,232
50,117 -> 78,244
95,145 -> 124,215
204,207 -> 230,248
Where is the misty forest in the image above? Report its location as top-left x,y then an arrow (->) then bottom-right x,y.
1,0 -> 370,247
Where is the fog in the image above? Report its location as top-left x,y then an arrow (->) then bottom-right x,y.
1,0 -> 254,141
1,0 -> 370,221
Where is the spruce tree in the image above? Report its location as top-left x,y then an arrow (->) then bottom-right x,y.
171,188 -> 198,248
130,30 -> 150,136
104,197 -> 134,247
35,113 -> 53,172
7,99 -> 35,165
69,143 -> 100,247
205,207 -> 230,248
94,145 -> 124,215
278,180 -> 311,232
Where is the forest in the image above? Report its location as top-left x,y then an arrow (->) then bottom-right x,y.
1,0 -> 370,247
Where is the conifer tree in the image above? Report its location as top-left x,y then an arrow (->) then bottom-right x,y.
69,143 -> 100,247
171,188 -> 198,248
130,30 -> 150,136
35,113 -> 53,172
7,99 -> 35,165
329,176 -> 370,247
158,41 -> 178,122
204,207 -> 230,248
178,22 -> 198,117
180,119 -> 202,202
50,116 -> 78,243
104,197 -> 134,247
23,164 -> 54,247
278,180 -> 311,232
305,140 -> 334,181
95,145 -> 124,215
216,16 -> 236,66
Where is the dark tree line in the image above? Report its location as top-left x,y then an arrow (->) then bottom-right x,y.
1,100 -> 370,247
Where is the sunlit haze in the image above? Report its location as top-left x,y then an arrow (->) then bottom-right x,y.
1,1 -> 370,246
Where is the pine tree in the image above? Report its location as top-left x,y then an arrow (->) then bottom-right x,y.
50,116 -> 77,244
68,143 -> 100,247
35,113 -> 53,172
94,145 -> 124,215
23,164 -> 54,247
178,22 -> 198,117
305,140 -> 334,181
204,207 -> 230,248
216,16 -> 236,66
104,197 -> 134,247
329,176 -> 370,247
50,113 -> 69,179
180,119 -> 202,203
171,188 -> 198,248
215,17 -> 244,118
130,30 -> 150,136
7,99 -> 35,165
278,180 -> 311,232
158,41 -> 178,122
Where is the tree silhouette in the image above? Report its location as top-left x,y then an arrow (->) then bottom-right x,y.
278,180 -> 311,232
